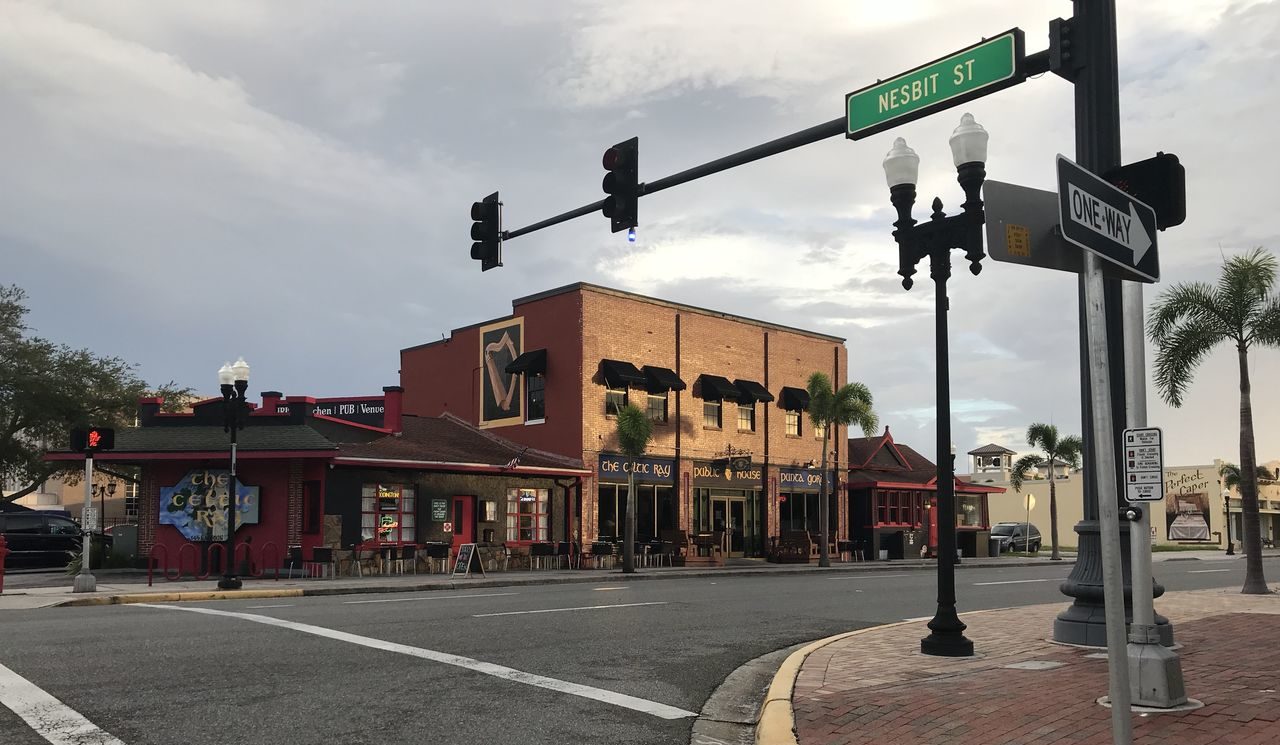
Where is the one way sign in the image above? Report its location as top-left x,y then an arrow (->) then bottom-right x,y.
1057,154 -> 1159,282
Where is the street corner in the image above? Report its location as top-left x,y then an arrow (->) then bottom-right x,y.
755,621 -> 917,745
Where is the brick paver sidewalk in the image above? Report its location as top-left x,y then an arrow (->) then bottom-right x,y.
792,589 -> 1280,744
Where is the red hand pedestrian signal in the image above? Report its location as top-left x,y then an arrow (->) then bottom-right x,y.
70,427 -> 115,452
88,430 -> 101,449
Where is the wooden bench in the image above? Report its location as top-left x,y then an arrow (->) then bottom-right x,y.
771,531 -> 813,564
686,531 -> 725,567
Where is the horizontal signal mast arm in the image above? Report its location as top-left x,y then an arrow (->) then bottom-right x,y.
499,48 -> 1049,242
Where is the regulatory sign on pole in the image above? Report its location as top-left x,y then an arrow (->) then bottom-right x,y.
1123,427 -> 1164,502
1056,155 -> 1160,282
846,29 -> 1025,140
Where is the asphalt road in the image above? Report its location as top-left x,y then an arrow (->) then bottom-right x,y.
0,559 -> 1270,745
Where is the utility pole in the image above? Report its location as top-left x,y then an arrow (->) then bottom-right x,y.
1053,0 -> 1172,650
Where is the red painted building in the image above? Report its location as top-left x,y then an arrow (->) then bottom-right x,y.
45,387 -> 587,572
846,428 -> 1005,560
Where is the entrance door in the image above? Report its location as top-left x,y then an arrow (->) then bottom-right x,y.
711,497 -> 747,558
451,495 -> 475,552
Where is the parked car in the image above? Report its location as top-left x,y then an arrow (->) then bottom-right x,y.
991,522 -> 1041,553
0,512 -> 85,568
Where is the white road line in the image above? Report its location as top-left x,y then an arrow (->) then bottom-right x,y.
1188,569 -> 1232,574
902,615 -> 934,622
826,574 -> 913,581
974,578 -> 1063,586
0,661 -> 126,745
136,603 -> 694,720
246,604 -> 295,609
592,586 -> 628,591
473,601 -> 668,618
343,592 -> 519,605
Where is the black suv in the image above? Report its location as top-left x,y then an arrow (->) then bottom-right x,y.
991,522 -> 1041,553
0,512 -> 84,568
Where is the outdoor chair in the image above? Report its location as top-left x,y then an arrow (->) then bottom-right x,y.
394,545 -> 417,575
307,547 -> 335,579
285,545 -> 305,579
590,541 -> 616,569
529,542 -> 554,570
425,543 -> 451,573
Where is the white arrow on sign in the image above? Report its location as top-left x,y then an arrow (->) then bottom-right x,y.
1066,182 -> 1153,264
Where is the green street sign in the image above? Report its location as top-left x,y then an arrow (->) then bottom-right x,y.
846,29 -> 1025,140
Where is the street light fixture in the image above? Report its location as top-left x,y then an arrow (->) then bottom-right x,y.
1222,488 -> 1234,556
217,357 -> 250,591
883,113 -> 989,658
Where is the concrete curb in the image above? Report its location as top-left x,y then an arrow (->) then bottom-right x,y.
22,558 -> 1069,608
58,588 -> 305,607
754,620 -> 918,745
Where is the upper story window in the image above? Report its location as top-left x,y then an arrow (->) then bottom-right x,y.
605,387 -> 628,415
737,402 -> 755,432
785,410 -> 801,437
505,348 -> 547,424
703,400 -> 722,429
526,374 -> 545,422
646,393 -> 668,423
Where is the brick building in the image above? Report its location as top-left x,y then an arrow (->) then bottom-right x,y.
400,282 -> 850,558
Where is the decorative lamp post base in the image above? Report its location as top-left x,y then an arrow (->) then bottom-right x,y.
921,630 -> 975,657
72,572 -> 96,593
217,576 -> 242,590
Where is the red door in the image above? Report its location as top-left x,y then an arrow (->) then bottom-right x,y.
451,495 -> 475,552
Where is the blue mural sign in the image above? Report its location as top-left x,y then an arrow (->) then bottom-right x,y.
159,469 -> 260,541
778,468 -> 835,492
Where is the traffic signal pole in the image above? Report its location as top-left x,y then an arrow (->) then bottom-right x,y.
72,452 -> 96,593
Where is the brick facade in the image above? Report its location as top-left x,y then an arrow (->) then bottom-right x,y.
401,283 -> 851,556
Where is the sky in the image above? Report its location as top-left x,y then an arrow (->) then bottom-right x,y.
3,0 -> 1278,469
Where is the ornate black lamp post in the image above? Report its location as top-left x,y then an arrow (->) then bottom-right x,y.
882,113 -> 989,658
217,357 -> 250,591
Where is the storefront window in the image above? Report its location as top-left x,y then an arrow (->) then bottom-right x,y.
506,488 -> 548,542
779,492 -> 822,533
598,483 -> 676,541
361,484 -> 415,543
958,494 -> 986,527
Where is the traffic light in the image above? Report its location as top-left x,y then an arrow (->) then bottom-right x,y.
470,192 -> 502,271
1105,152 -> 1186,230
601,137 -> 638,233
70,427 -> 115,452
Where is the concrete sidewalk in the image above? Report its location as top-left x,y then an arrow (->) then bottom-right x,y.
0,555 -> 1070,609
759,587 -> 1280,745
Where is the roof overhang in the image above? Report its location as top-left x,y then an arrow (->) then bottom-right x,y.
332,456 -> 590,477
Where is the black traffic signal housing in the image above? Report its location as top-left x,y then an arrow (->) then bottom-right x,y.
601,137 -> 638,233
470,192 -> 502,271
1105,152 -> 1186,230
70,427 -> 115,453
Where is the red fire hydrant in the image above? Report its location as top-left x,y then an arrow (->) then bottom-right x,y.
0,534 -> 9,594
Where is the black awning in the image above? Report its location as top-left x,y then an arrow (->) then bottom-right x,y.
505,348 -> 547,375
734,379 -> 774,403
600,359 -> 646,388
696,374 -> 739,401
779,386 -> 811,411
642,366 -> 686,394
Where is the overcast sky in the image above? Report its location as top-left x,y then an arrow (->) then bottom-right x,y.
3,0 -> 1277,468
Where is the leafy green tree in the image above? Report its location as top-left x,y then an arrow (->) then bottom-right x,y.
1,285 -> 190,501
1219,462 -> 1274,491
1148,247 -> 1280,594
1009,424 -> 1082,560
615,403 -> 653,574
807,372 -> 878,567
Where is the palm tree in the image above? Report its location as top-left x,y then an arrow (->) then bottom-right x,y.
615,404 -> 653,574
1220,462 -> 1273,491
1009,424 -> 1082,560
807,372 -> 879,567
1149,247 -> 1280,594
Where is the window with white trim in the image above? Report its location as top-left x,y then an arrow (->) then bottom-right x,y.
361,483 -> 416,543
506,488 -> 549,542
